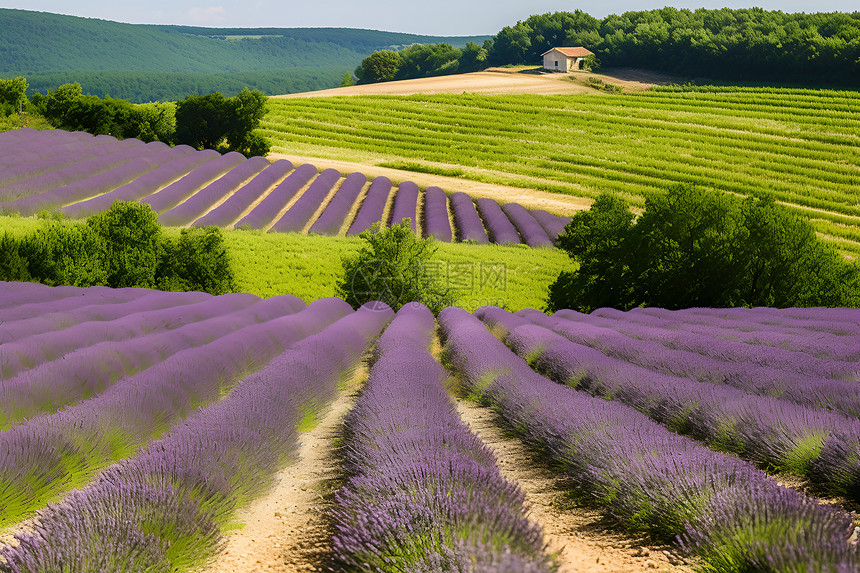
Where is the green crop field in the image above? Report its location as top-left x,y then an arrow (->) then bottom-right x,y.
261,86 -> 860,256
0,215 -> 570,312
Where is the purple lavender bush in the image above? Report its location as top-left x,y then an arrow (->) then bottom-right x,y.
157,156 -> 270,227
389,181 -> 419,231
440,307 -> 858,572
309,172 -> 367,235
143,152 -> 246,213
331,304 -> 552,572
193,159 -> 294,228
500,203 -> 552,247
269,168 -> 341,233
234,163 -> 317,230
0,297 -> 354,529
346,176 -> 392,236
422,186 -> 453,242
0,303 -> 393,573
61,147 -> 209,219
449,192 -> 488,244
475,198 -> 521,244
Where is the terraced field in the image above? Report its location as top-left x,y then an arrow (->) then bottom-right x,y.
0,281 -> 858,572
261,86 -> 860,256
0,129 -> 570,247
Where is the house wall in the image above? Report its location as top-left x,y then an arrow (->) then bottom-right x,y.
542,50 -> 568,72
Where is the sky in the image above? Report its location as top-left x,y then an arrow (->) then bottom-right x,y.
1,1 -> 856,35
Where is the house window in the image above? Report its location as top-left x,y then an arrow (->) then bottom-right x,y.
554,60 -> 558,67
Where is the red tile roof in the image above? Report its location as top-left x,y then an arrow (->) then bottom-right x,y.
541,47 -> 594,58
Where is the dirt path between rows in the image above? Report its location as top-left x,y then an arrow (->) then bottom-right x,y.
453,397 -> 696,573
268,152 -> 593,216
204,365 -> 367,573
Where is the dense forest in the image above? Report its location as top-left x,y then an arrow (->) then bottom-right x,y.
355,8 -> 860,85
489,9 -> 860,85
0,9 -> 488,101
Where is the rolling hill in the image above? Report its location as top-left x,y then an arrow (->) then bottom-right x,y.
0,9 -> 489,102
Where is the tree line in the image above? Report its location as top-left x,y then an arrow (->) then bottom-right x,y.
357,8 -> 860,86
0,77 -> 270,157
355,42 -> 489,83
0,202 -> 236,295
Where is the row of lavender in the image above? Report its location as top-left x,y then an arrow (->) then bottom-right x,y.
1,294 -> 392,571
0,128 -> 570,246
442,307 -> 859,571
0,283 -> 357,530
478,306 -> 860,502
331,305 -> 551,571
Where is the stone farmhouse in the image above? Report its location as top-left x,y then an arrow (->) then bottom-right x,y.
541,47 -> 594,72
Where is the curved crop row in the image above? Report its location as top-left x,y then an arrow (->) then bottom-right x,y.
449,192 -> 489,244
347,176 -> 392,235
143,152 -> 246,213
422,186 -> 453,242
0,290 -> 226,378
389,180 -> 419,231
0,296 -> 350,529
478,306 -> 860,503
235,162 -> 317,230
0,293 -> 265,428
557,308 -> 859,381
157,156 -> 270,227
61,146 -> 209,218
1,130 -> 569,247
538,310 -> 860,420
440,307 -> 858,572
192,158 -> 294,228
308,171 -> 367,235
331,304 -> 550,572
0,303 -> 392,572
270,168 -> 341,233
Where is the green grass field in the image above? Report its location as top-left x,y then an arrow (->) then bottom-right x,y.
0,216 -> 570,312
261,87 -> 860,256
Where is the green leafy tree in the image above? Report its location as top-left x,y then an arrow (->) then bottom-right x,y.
337,220 -> 455,313
17,220 -> 107,287
548,193 -> 634,312
0,233 -> 30,282
628,185 -> 749,308
355,50 -> 402,83
459,42 -> 489,72
0,76 -> 28,115
174,88 -> 269,156
549,186 -> 860,311
157,227 -> 236,294
340,72 -> 355,87
86,201 -> 162,288
174,92 -> 229,150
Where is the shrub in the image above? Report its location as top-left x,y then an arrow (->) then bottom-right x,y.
158,227 -> 236,295
337,220 -> 455,313
87,201 -> 162,288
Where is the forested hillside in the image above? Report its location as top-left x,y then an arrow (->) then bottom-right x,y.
489,9 -> 860,85
0,9 -> 488,101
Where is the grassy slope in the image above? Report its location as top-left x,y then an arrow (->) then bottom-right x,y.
0,216 -> 569,312
261,88 -> 860,256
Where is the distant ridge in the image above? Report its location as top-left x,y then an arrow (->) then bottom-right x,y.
0,9 -> 489,102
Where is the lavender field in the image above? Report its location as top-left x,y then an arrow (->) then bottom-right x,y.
0,129 -> 569,246
0,281 -> 858,572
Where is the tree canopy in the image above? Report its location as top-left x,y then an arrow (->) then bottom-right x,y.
548,187 -> 860,312
355,42 -> 488,84
337,220 -> 455,314
485,9 -> 860,85
174,87 -> 270,157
